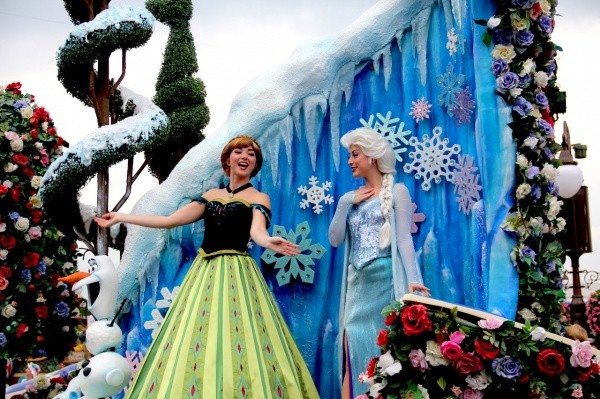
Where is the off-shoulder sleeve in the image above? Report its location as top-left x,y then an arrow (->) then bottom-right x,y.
252,204 -> 272,228
196,196 -> 209,205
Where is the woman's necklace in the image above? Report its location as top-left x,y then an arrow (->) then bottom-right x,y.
226,182 -> 253,199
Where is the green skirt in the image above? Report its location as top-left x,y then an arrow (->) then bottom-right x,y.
124,253 -> 319,398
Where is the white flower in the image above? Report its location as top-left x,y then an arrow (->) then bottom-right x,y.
541,163 -> 557,181
491,44 -> 517,63
546,196 -> 563,220
523,136 -> 538,149
10,138 -> 24,152
518,307 -> 538,322
30,176 -> 43,189
425,340 -> 449,366
0,249 -> 8,260
2,180 -> 13,188
509,87 -> 523,98
521,58 -> 536,75
20,105 -> 33,119
511,14 -> 530,30
487,16 -> 501,28
29,195 -> 43,208
358,372 -> 375,386
41,122 -> 48,132
552,217 -> 566,234
377,351 -> 402,376
417,384 -> 430,399
3,163 -> 17,173
15,217 -> 30,231
466,370 -> 492,390
1,304 -> 17,318
35,142 -> 43,149
534,71 -> 549,88
531,326 -> 547,341
369,381 -> 387,398
540,0 -> 552,13
0,222 -> 5,233
516,154 -> 529,168
515,183 -> 532,199
43,256 -> 54,266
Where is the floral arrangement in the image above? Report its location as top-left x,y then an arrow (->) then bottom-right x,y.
587,290 -> 600,337
9,369 -> 75,399
476,0 -> 567,331
0,82 -> 81,361
358,301 -> 600,399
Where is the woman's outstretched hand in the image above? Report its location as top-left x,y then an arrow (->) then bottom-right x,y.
267,236 -> 300,256
94,212 -> 120,228
408,283 -> 431,297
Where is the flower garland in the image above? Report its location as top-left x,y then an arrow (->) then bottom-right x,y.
587,290 -> 600,338
0,82 -> 81,361
358,301 -> 600,399
479,0 -> 567,331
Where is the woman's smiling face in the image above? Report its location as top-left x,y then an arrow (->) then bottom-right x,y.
228,145 -> 257,178
347,144 -> 371,178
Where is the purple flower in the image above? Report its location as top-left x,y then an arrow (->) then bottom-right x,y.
534,92 -> 549,108
496,72 -> 519,93
21,269 -> 31,283
493,28 -> 514,46
546,261 -> 556,273
491,59 -> 509,76
8,212 -> 20,221
492,356 -> 523,379
547,181 -> 559,196
519,246 -> 537,264
56,301 -> 70,317
535,119 -> 554,137
515,30 -> 534,47
0,333 -> 7,347
511,0 -> 537,8
525,166 -> 540,179
513,97 -> 533,117
538,15 -> 553,34
546,59 -> 557,75
531,184 -> 541,201
37,262 -> 47,275
13,100 -> 28,111
519,73 -> 532,89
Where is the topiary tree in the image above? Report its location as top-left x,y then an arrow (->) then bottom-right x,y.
0,83 -> 81,396
144,0 -> 210,182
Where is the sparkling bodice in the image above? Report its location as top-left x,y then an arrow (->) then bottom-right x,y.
347,198 -> 391,269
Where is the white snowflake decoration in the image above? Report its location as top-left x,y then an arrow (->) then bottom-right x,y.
411,202 -> 426,234
298,176 -> 334,214
143,285 -> 179,338
261,221 -> 326,286
360,111 -> 412,162
446,28 -> 459,56
452,154 -> 482,214
409,97 -> 432,123
403,126 -> 461,191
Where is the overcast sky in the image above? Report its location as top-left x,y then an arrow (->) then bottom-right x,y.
1,0 -> 600,296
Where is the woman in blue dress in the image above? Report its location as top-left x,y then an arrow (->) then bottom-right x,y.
329,127 -> 430,398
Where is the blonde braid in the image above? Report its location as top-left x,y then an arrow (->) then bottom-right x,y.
378,173 -> 394,248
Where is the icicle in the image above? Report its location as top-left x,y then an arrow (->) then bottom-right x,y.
394,29 -> 405,54
440,0 -> 455,33
281,115 -> 294,167
291,94 -> 327,171
329,62 -> 356,171
262,122 -> 283,185
411,6 -> 433,86
451,0 -> 466,31
381,44 -> 393,90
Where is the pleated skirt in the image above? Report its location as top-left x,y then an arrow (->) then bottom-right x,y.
124,253 -> 319,398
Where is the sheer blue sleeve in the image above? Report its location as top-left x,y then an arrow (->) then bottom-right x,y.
392,184 -> 422,285
328,192 -> 355,247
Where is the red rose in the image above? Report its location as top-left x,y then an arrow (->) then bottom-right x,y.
0,276 -> 8,290
441,340 -> 463,360
31,209 -> 43,224
47,127 -> 57,136
11,185 -> 22,202
0,235 -> 17,250
578,362 -> 600,382
529,2 -> 542,20
23,252 -> 41,268
536,348 -> 565,376
34,107 -> 49,122
0,266 -> 12,278
12,153 -> 29,166
376,328 -> 389,347
35,305 -> 48,319
36,336 -> 45,343
15,323 -> 29,338
366,357 -> 378,377
22,167 -> 34,178
27,284 -> 36,293
401,304 -> 432,336
452,352 -> 483,376
474,338 -> 500,360
0,186 -> 8,196
384,311 -> 398,326
6,82 -> 22,94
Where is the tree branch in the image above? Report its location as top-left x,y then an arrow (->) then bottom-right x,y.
110,49 -> 127,97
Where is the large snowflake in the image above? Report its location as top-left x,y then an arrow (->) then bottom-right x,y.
360,111 -> 412,162
298,176 -> 334,214
449,87 -> 476,127
142,285 -> 180,338
409,97 -> 432,123
261,221 -> 326,286
452,154 -> 482,214
437,63 -> 465,109
403,126 -> 461,191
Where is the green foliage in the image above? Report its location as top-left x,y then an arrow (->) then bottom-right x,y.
0,83 -> 81,361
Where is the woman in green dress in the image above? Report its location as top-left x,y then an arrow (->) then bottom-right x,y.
95,135 -> 319,398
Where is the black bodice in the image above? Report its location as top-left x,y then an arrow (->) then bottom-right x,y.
197,198 -> 271,256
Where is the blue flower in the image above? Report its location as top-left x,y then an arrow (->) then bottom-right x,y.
0,333 -> 7,347
515,30 -> 534,47
492,356 -> 523,379
546,261 -> 556,273
547,181 -> 559,196
56,301 -> 70,318
546,59 -> 557,75
513,97 -> 533,117
8,212 -> 20,221
519,246 -> 537,264
525,166 -> 540,180
519,73 -> 532,89
511,0 -> 537,9
13,100 -> 29,111
538,15 -> 553,34
534,92 -> 549,108
21,269 -> 32,283
544,147 -> 554,161
531,184 -> 541,201
38,262 -> 47,275
491,59 -> 509,76
535,119 -> 554,137
492,28 -> 514,46
496,72 -> 519,94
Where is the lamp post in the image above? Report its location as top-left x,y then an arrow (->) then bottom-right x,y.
557,122 -> 591,327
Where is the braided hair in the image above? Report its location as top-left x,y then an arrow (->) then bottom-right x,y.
341,127 -> 396,249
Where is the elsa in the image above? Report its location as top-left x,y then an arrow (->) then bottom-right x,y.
329,127 -> 430,398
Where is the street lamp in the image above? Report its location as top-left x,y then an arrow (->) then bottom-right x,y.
557,121 -> 592,327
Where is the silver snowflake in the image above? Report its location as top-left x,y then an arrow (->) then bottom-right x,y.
449,87 -> 476,127
298,176 -> 334,214
360,111 -> 412,162
403,126 -> 461,191
446,28 -> 459,56
411,202 -> 426,234
437,63 -> 465,108
452,154 -> 482,214
409,97 -> 432,123
261,221 -> 326,286
143,285 -> 179,338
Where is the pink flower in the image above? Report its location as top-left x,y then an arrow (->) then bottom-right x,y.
477,317 -> 504,329
38,148 -> 50,167
27,226 -> 42,240
461,388 -> 484,399
449,331 -> 466,344
451,385 -> 462,395
0,276 -> 8,290
572,386 -> 584,398
354,395 -> 370,399
570,340 -> 594,368
409,349 -> 428,371
441,340 -> 463,360
4,131 -> 19,141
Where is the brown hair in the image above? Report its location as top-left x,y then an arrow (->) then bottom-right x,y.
220,135 -> 263,177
